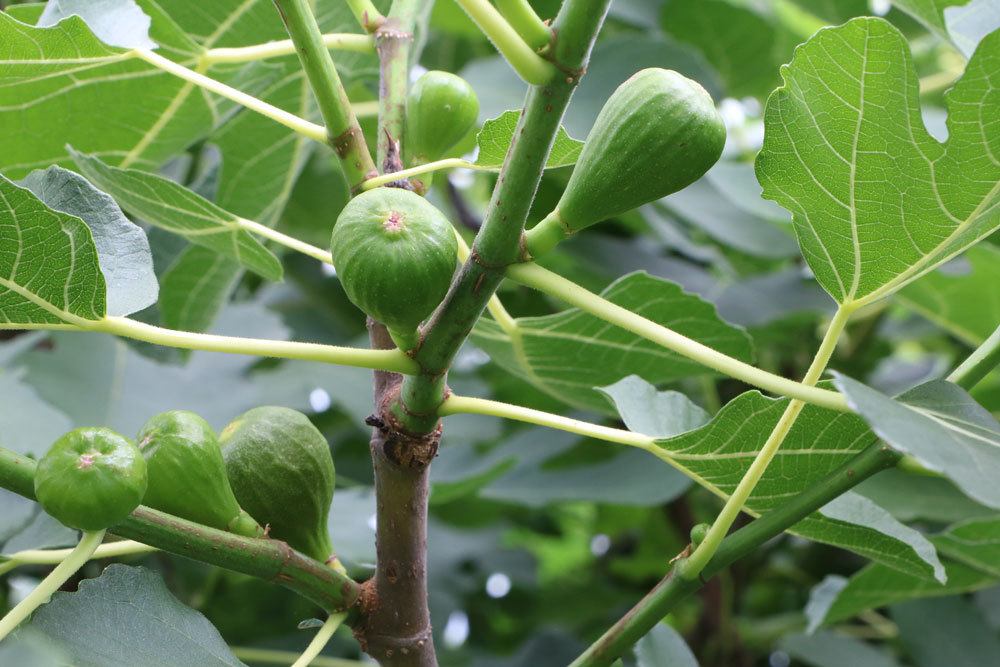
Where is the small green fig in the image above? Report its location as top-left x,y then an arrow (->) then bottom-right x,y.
525,68 -> 726,256
330,188 -> 457,350
690,522 -> 711,547
407,70 -> 479,165
221,406 -> 335,562
137,411 -> 262,537
34,428 -> 147,531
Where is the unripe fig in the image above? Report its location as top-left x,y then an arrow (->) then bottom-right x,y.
137,411 -> 263,537
34,428 -> 147,531
525,68 -> 726,256
690,522 -> 710,547
407,70 -> 479,165
221,406 -> 335,562
330,188 -> 457,350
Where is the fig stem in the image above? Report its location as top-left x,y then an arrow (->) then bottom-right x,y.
453,230 -> 518,336
0,529 -> 107,641
453,0 -> 556,85
360,158 -> 489,191
274,0 -> 378,187
948,323 -> 1000,390
132,49 -> 327,143
680,304 -> 853,580
495,0 -> 552,50
0,539 -> 154,573
345,0 -> 386,32
291,612 -> 348,667
523,209 -> 567,257
201,33 -> 375,65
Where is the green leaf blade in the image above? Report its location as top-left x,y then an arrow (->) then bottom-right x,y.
26,564 -> 247,666
474,110 -> 583,169
471,272 -> 753,413
72,151 -> 283,281
756,17 -> 1000,306
834,374 -> 1000,511
617,382 -> 945,579
0,176 -> 106,326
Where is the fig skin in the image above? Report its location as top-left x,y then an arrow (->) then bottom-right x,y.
407,70 -> 480,165
526,68 -> 726,256
330,188 -> 457,348
137,411 -> 262,537
221,406 -> 335,562
34,427 -> 148,531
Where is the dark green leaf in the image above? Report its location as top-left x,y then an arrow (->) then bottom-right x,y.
0,176 -> 106,326
835,375 -> 1000,511
27,564 -> 247,666
20,166 -> 158,317
472,272 -> 753,414
71,151 -> 282,281
757,18 -> 1000,306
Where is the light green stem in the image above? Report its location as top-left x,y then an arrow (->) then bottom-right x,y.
86,317 -> 418,373
1,540 -> 154,572
0,529 -> 106,641
133,49 -> 327,142
948,324 -> 1000,390
0,318 -> 418,374
290,612 -> 348,667
201,34 -> 375,64
237,217 -> 333,265
274,0 -> 377,188
360,158 -> 490,191
440,395 -> 657,449
345,0 -> 386,32
232,647 -> 365,667
453,0 -> 556,85
495,0 -> 552,50
507,262 -> 849,411
680,305 -> 853,579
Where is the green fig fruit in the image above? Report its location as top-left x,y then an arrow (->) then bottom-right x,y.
220,406 -> 335,562
34,428 -> 147,531
525,68 -> 726,256
329,188 -> 457,350
137,411 -> 262,537
407,70 -> 479,165
690,522 -> 710,547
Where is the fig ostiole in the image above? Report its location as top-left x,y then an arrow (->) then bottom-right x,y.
137,411 -> 263,537
221,406 -> 336,563
330,188 -> 458,351
406,70 -> 480,166
3,429 -> 147,641
525,68 -> 726,257
34,427 -> 148,532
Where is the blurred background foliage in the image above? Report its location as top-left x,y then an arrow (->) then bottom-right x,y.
1,0 -> 998,665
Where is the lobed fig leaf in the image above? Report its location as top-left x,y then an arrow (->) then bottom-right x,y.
525,68 -> 726,256
329,188 -> 458,349
221,406 -> 335,563
137,411 -> 263,538
34,428 -> 147,531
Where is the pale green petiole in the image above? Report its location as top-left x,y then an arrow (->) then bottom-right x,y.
0,529 -> 107,641
0,539 -> 155,576
453,0 -> 556,85
680,304 -> 854,579
290,612 -> 348,667
360,158 -> 493,191
506,262 -> 850,412
201,33 -> 375,65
